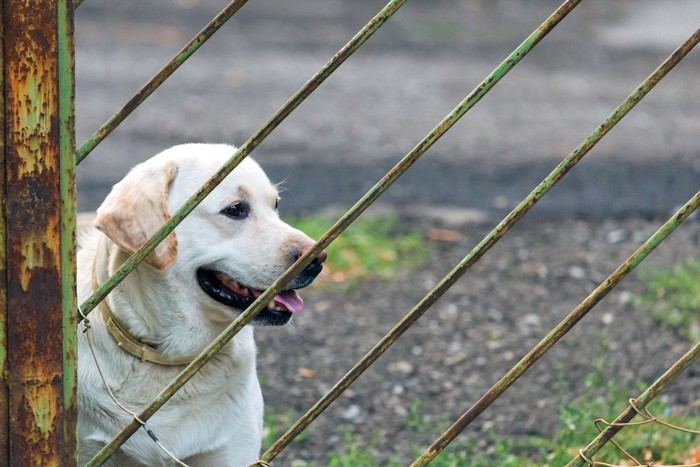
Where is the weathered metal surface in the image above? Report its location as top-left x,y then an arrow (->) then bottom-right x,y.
2,0 -> 77,464
0,0 -> 8,461
566,339 -> 700,466
58,0 -> 78,463
75,0 -> 250,163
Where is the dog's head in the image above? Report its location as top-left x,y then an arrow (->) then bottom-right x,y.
94,143 -> 325,326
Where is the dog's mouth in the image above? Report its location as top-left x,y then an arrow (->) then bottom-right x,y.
196,268 -> 303,326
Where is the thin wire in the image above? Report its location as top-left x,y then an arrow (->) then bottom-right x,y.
80,308 -> 190,467
580,398 -> 700,467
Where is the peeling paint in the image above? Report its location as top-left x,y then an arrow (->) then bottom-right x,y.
3,0 -> 76,464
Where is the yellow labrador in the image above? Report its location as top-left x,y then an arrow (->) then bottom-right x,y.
77,144 -> 325,466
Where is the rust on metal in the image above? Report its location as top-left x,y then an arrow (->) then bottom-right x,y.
57,0 -> 78,462
2,0 -> 76,463
0,0 -> 8,461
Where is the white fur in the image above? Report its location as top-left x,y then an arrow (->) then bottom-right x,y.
78,144 -> 317,466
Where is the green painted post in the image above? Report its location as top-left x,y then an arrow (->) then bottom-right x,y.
1,0 -> 77,464
58,0 -> 79,463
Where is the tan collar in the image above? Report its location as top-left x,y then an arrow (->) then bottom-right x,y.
93,237 -> 193,366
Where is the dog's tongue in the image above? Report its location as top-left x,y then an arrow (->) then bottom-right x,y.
274,290 -> 304,313
250,288 -> 304,313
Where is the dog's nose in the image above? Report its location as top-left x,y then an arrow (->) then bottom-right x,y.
297,244 -> 327,263
291,245 -> 326,284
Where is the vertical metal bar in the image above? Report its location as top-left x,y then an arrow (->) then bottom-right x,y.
0,0 -> 8,461
58,0 -> 78,463
566,340 -> 700,467
2,0 -> 77,463
410,191 -> 700,466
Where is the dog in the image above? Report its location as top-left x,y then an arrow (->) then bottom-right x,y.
77,143 -> 325,466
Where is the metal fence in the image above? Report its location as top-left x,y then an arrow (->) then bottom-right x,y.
1,0 -> 698,465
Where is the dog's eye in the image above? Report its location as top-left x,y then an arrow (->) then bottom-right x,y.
221,202 -> 248,219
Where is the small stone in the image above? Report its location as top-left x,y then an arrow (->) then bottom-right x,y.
389,360 -> 414,375
607,229 -> 628,244
297,367 -> 316,379
618,291 -> 633,305
342,404 -> 361,421
568,266 -> 586,279
493,195 -> 509,209
519,313 -> 541,329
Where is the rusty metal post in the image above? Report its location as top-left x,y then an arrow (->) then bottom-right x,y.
1,0 -> 77,465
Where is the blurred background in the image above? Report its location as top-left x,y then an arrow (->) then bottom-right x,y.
75,1 -> 700,464
76,0 -> 699,220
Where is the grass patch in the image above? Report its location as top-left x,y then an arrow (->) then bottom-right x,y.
318,366 -> 700,465
405,383 -> 700,466
262,408 -> 308,452
327,428 -> 396,467
287,212 -> 430,287
636,260 -> 700,340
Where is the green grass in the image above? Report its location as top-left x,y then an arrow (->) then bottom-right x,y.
317,364 -> 700,466
636,260 -> 700,340
287,212 -> 431,288
262,408 -> 308,453
408,384 -> 699,466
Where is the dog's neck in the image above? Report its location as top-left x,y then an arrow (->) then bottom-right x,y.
93,234 -> 229,365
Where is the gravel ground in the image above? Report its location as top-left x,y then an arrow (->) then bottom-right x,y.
256,215 -> 700,465
74,201 -> 700,462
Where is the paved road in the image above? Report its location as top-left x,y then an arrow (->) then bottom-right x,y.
75,0 -> 699,220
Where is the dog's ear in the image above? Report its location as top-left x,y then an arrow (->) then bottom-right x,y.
95,161 -> 179,270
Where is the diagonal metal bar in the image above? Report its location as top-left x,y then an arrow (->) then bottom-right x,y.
86,1 -> 582,464
411,190 -> 700,466
264,29 -> 700,465
75,0 -> 249,162
75,0 -> 84,8
78,0 -> 408,323
566,340 -> 700,467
